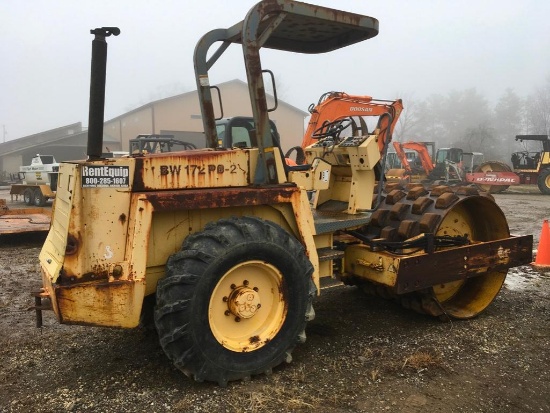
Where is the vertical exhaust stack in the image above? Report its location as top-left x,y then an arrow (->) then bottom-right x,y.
87,27 -> 120,159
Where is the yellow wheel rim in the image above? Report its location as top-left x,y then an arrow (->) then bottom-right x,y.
431,199 -> 507,318
432,205 -> 472,302
209,260 -> 287,352
432,280 -> 464,302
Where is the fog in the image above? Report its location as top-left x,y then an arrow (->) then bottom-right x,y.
1,0 -> 549,141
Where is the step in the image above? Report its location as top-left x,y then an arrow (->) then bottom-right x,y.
317,247 -> 345,262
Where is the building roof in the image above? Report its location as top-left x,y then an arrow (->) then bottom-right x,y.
0,123 -> 82,157
0,79 -> 307,159
0,122 -> 118,157
104,79 -> 309,124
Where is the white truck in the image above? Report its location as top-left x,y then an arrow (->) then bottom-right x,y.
10,154 -> 59,206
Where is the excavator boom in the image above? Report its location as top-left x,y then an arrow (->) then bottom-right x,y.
301,92 -> 403,153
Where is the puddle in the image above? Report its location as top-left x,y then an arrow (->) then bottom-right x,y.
504,265 -> 549,291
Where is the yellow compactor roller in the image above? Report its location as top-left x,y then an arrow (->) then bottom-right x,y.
36,1 -> 532,385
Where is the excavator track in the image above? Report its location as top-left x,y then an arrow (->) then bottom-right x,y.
344,182 -> 510,320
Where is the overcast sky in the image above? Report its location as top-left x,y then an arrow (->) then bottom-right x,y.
1,0 -> 549,141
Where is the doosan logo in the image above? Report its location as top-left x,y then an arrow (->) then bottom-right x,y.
350,107 -> 373,112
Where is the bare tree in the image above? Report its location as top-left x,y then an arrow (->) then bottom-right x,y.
458,124 -> 496,156
493,88 -> 524,161
413,94 -> 448,146
412,88 -> 495,154
393,92 -> 418,142
525,76 -> 550,137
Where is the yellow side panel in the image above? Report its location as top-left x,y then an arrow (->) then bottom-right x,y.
142,204 -> 305,296
40,163 -> 77,284
345,244 -> 400,287
55,279 -> 145,328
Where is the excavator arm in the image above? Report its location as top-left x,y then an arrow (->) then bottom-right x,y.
301,92 -> 403,154
392,141 -> 412,173
392,141 -> 435,174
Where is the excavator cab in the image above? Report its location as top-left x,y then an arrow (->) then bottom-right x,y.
429,147 -> 464,181
437,148 -> 463,164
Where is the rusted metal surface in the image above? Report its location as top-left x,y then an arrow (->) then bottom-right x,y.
341,185 -> 534,320
132,149 -> 251,191
54,279 -> 145,327
31,289 -> 52,328
249,0 -> 379,53
0,207 -> 51,234
393,235 -> 533,294
39,159 -> 135,316
143,185 -> 298,212
194,0 -> 379,182
344,234 -> 533,295
57,264 -> 110,285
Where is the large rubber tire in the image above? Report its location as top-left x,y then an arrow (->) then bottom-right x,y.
23,188 -> 34,206
33,188 -> 46,206
356,184 -> 510,320
537,168 -> 550,195
154,216 -> 315,385
474,161 -> 512,194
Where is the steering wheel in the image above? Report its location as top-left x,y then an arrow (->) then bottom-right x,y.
312,118 -> 353,139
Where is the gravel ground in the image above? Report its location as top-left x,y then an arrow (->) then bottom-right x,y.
0,187 -> 549,413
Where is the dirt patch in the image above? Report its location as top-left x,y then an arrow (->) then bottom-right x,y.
0,190 -> 549,412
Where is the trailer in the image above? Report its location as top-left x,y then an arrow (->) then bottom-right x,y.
10,154 -> 59,206
0,199 -> 51,234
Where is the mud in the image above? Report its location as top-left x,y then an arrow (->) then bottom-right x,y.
0,186 -> 548,412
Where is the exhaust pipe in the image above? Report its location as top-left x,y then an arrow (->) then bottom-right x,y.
87,27 -> 120,159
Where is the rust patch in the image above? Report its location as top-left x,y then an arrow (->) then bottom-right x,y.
143,185 -> 298,212
395,235 -> 533,294
65,234 -> 79,255
119,213 -> 127,225
0,209 -> 51,234
249,335 -> 260,344
435,192 -> 459,209
430,185 -> 454,197
132,157 -> 145,190
385,189 -> 406,205
58,265 -> 109,285
54,279 -> 144,327
132,149 -> 245,191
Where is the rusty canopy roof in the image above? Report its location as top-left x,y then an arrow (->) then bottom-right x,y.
223,0 -> 379,53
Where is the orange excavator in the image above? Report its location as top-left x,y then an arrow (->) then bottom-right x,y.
389,140 -> 520,193
286,92 -> 403,165
390,141 -> 435,177
388,140 -> 464,183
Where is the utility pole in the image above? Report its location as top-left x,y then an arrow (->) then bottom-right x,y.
2,125 -> 6,143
